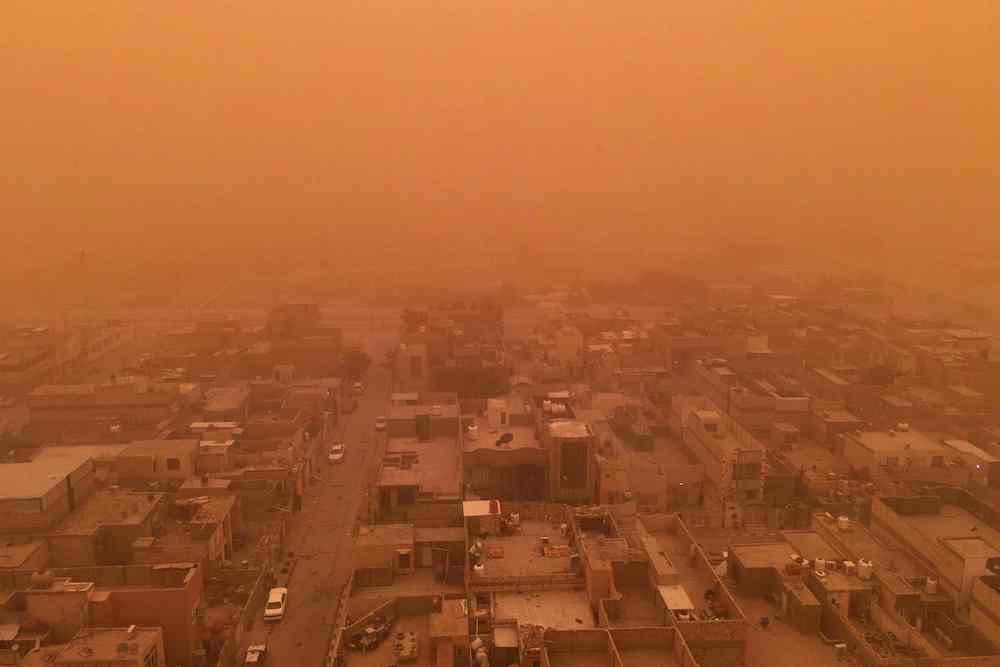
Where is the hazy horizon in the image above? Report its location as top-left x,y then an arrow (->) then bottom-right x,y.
3,1 -> 999,272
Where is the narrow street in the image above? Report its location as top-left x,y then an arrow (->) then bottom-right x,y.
239,345 -> 393,666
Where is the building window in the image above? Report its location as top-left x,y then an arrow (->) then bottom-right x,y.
166,458 -> 181,471
144,647 -> 160,667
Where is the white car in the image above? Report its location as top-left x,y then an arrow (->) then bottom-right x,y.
328,443 -> 346,464
374,416 -> 388,431
264,587 -> 288,622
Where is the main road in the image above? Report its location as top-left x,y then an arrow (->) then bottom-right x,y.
239,334 -> 395,666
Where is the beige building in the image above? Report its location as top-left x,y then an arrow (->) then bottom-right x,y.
0,455 -> 97,534
53,627 -> 164,667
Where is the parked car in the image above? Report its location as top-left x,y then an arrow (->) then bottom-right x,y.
374,416 -> 388,431
264,587 -> 288,622
245,643 -> 267,665
328,443 -> 346,464
351,381 -> 365,396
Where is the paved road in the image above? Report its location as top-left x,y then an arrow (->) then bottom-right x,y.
239,359 -> 391,666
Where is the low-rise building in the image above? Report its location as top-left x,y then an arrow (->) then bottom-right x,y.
840,427 -> 947,473
0,454 -> 97,534
53,627 -> 164,667
46,491 -> 164,567
672,396 -> 765,526
114,439 -> 199,486
376,400 -> 462,525
25,380 -> 181,444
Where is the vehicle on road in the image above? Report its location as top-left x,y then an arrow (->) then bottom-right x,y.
328,443 -> 346,464
244,643 -> 267,665
374,415 -> 388,431
264,587 -> 288,621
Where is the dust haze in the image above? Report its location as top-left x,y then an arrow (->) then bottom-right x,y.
2,1 -> 999,305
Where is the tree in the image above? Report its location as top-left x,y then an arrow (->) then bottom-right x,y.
339,350 -> 372,380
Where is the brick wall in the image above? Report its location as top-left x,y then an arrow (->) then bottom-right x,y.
25,588 -> 90,642
105,565 -> 204,667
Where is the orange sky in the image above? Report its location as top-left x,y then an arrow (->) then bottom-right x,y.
3,1 -> 998,268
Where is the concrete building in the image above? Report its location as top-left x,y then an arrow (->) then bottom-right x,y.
114,439 -> 199,485
462,394 -> 547,501
0,538 -> 49,571
376,400 -> 462,525
840,427 -> 948,473
544,419 -> 597,504
868,492 -> 1000,650
25,381 -> 180,444
808,408 -> 863,446
353,523 -> 416,586
202,384 -> 250,421
131,495 -> 237,571
394,342 -> 430,391
54,626 -> 164,667
693,359 -> 810,435
46,491 -> 165,567
672,396 -> 765,526
0,455 -> 97,534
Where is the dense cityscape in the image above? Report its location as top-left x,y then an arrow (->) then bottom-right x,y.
1,273 -> 999,667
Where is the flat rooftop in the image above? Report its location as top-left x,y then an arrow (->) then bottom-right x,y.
618,647 -> 679,667
477,521 -> 577,577
53,491 -> 162,535
378,437 -> 461,497
0,538 -> 46,568
343,613 -> 434,667
356,523 -> 414,549
465,416 -> 539,452
179,495 -> 236,524
849,429 -> 946,454
34,444 -> 130,464
0,457 -> 94,501
546,420 -> 591,439
813,408 -> 861,424
387,403 -> 460,420
121,438 -> 199,457
549,650 -> 607,667
780,442 -> 849,477
739,594 -> 846,667
494,590 -> 595,630
649,527 -> 720,616
782,531 -> 844,562
943,439 -> 999,463
903,503 -> 1000,547
56,627 -> 160,663
348,567 -> 465,600
730,543 -> 799,570
816,514 -> 924,579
